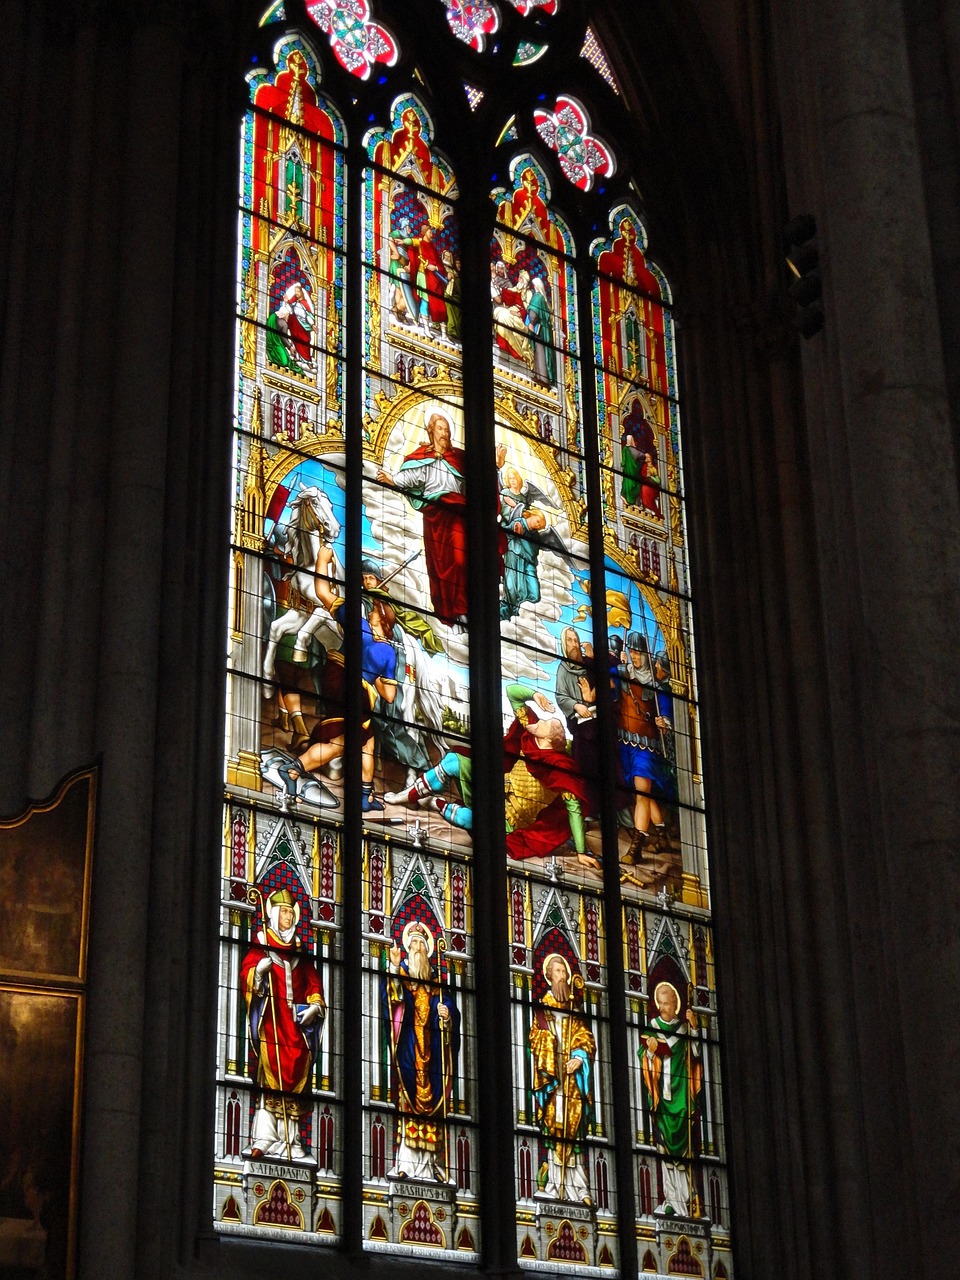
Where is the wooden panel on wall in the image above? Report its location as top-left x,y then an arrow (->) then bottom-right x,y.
0,766 -> 97,1280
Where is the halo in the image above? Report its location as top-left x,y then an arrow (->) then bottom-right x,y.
380,397 -> 464,473
423,404 -> 453,433
402,919 -> 435,958
653,980 -> 681,1013
541,952 -> 571,984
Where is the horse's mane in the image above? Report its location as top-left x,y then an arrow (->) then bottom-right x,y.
285,489 -> 341,574
297,501 -> 323,534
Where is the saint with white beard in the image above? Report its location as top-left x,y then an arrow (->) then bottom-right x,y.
383,920 -> 460,1181
529,953 -> 596,1202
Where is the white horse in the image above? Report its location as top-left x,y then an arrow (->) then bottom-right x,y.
262,485 -> 343,692
380,630 -> 451,782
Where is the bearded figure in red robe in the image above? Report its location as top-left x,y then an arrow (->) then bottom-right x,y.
377,411 -> 468,627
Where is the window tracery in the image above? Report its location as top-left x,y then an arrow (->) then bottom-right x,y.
440,0 -> 501,52
306,0 -> 399,79
534,95 -> 615,191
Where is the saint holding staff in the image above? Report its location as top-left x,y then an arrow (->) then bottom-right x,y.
241,887 -> 326,1162
382,919 -> 461,1182
529,952 -> 596,1203
641,979 -> 703,1216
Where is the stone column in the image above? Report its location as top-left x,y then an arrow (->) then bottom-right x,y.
773,0 -> 960,1273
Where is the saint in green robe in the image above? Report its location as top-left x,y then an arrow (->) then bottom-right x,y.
641,1013 -> 701,1159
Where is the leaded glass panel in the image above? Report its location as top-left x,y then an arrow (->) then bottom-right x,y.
358,93 -> 480,1260
591,205 -> 708,904
489,154 -> 622,1272
216,36 -> 348,1242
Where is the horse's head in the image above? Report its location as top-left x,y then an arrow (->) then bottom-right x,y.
291,485 -> 340,542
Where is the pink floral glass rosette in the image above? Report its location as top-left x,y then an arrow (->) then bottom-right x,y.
507,0 -> 558,15
533,94 -> 615,191
306,1 -> 399,80
441,0 -> 501,53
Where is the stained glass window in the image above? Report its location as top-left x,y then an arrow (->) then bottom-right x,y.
217,5 -> 732,1277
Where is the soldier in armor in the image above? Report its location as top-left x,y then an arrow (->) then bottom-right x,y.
612,632 -> 674,862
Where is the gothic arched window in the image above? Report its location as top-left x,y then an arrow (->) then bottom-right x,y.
215,4 -> 731,1275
